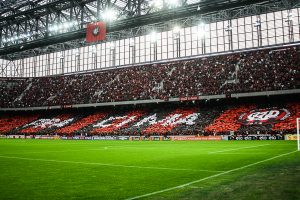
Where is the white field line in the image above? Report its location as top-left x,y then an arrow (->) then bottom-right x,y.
209,144 -> 270,154
89,146 -> 160,151
0,145 -> 155,155
0,145 -> 158,155
0,146 -> 165,155
0,155 -> 224,173
1,149 -> 86,155
2,144 -> 245,155
217,152 -> 267,155
188,186 -> 203,189
125,150 -> 298,200
104,145 -> 154,148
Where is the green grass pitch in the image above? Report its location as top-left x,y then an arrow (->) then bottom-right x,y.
0,139 -> 299,200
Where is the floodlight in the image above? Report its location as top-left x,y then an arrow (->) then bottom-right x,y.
102,9 -> 118,22
59,24 -> 64,30
152,0 -> 163,9
63,22 -> 71,29
52,25 -> 58,32
168,0 -> 180,7
199,22 -> 205,28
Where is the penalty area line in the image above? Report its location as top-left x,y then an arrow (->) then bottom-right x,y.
125,150 -> 298,200
0,155 -> 224,173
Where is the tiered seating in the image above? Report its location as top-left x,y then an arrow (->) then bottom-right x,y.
0,100 -> 299,136
143,108 -> 198,135
204,105 -> 256,134
56,112 -> 107,135
0,45 -> 299,108
20,113 -> 74,134
91,110 -> 145,135
0,114 -> 39,133
0,79 -> 28,107
272,103 -> 300,131
171,107 -> 222,135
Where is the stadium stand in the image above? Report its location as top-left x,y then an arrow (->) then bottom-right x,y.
0,113 -> 39,134
0,45 -> 299,108
56,112 -> 107,135
272,102 -> 300,133
20,113 -> 75,134
1,99 -> 299,136
204,105 -> 256,134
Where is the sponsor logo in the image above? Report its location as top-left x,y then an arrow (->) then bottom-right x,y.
171,136 -> 222,141
238,108 -> 290,125
285,134 -> 298,140
92,136 -> 117,140
130,136 -> 141,141
151,137 -> 161,141
117,136 -> 129,140
229,135 -> 283,140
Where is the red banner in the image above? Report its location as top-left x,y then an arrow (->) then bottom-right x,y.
179,96 -> 199,101
86,22 -> 106,43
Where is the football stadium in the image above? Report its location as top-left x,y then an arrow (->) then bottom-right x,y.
0,0 -> 299,199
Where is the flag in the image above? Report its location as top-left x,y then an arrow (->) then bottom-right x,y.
86,22 -> 106,43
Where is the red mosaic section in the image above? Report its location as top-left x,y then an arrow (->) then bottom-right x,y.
143,108 -> 197,134
20,114 -> 73,133
204,105 -> 255,133
56,112 -> 107,134
0,114 -> 39,133
272,103 -> 300,131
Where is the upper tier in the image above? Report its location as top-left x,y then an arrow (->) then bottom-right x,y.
0,45 -> 299,108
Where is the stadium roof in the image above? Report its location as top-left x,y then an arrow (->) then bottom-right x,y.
0,0 -> 299,60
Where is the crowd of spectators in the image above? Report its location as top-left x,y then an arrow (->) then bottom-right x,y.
0,99 -> 299,136
0,78 -> 28,107
0,45 -> 299,108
